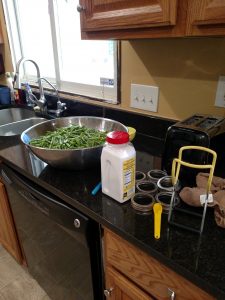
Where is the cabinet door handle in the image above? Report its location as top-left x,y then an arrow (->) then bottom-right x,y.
104,287 -> 113,297
168,288 -> 176,300
77,4 -> 85,12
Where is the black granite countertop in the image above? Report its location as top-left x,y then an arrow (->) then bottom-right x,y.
0,126 -> 225,299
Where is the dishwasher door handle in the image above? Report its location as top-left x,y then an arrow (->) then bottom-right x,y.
1,169 -> 12,184
2,165 -> 73,212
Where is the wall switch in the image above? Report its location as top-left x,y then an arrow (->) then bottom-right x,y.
130,84 -> 159,112
215,76 -> 225,108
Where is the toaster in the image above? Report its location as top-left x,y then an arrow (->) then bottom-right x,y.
161,114 -> 225,185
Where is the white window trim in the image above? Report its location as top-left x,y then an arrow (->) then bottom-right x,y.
2,0 -> 118,104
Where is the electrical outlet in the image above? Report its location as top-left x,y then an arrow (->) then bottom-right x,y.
215,76 -> 225,108
130,84 -> 159,112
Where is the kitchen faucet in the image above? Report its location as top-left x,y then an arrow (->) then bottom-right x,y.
14,58 -> 66,117
39,77 -> 67,117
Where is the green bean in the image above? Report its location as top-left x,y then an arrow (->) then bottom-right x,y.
30,125 -> 107,149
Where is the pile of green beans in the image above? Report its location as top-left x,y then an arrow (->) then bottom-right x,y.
29,125 -> 107,149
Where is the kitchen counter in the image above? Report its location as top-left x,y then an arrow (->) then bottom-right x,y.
0,134 -> 225,299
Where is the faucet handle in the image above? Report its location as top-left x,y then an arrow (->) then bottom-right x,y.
57,100 -> 67,110
55,100 -> 67,117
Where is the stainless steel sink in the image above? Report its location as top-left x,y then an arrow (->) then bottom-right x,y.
0,117 -> 46,136
0,108 -> 36,126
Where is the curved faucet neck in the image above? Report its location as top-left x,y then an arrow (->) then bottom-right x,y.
14,57 -> 66,117
14,58 -> 42,91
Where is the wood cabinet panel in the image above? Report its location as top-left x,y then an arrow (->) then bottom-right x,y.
0,29 -> 3,44
80,0 -> 178,31
0,7 -> 4,43
79,0 -> 189,39
104,229 -> 215,300
79,0 -> 225,39
106,266 -> 152,300
0,180 -> 23,264
185,0 -> 225,36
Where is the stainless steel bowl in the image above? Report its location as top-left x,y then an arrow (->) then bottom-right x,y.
21,116 -> 128,170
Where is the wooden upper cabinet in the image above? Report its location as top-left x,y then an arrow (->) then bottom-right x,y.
80,0 -> 178,31
79,0 -> 225,39
187,0 -> 225,36
79,0 -> 188,39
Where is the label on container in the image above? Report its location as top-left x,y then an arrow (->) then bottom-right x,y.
123,158 -> 135,200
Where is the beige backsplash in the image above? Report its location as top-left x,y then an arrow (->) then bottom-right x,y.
121,39 -> 225,120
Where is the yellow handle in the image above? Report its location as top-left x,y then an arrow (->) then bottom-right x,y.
171,146 -> 217,194
127,127 -> 136,141
153,203 -> 163,239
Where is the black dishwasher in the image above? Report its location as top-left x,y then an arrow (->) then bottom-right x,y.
0,164 -> 104,300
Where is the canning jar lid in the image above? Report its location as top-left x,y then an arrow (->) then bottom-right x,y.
106,131 -> 129,144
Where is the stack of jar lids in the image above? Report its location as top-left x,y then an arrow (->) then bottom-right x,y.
131,169 -> 180,213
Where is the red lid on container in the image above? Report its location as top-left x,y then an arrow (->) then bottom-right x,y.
106,131 -> 129,144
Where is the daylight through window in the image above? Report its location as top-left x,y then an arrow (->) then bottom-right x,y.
3,0 -> 118,103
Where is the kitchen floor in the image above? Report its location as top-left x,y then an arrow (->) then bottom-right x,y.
0,245 -> 50,300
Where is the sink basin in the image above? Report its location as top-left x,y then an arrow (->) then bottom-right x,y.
0,118 -> 46,136
0,108 -> 36,126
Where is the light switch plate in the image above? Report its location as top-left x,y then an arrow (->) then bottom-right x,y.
130,84 -> 159,112
215,76 -> 225,108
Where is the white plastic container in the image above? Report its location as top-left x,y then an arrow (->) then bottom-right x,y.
101,131 -> 136,203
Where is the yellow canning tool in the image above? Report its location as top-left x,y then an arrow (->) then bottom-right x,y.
168,146 -> 217,234
153,203 -> 163,239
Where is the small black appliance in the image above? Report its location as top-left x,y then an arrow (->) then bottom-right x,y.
162,114 -> 225,185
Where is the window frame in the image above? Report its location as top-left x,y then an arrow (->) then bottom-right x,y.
2,0 -> 120,104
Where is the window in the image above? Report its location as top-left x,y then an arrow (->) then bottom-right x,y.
3,0 -> 118,103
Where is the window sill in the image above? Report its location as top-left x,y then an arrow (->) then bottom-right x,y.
31,86 -> 120,108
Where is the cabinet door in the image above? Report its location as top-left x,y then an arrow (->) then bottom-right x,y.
0,180 -> 23,264
104,229 -> 215,300
79,0 -> 178,31
105,266 -> 153,300
187,0 -> 225,36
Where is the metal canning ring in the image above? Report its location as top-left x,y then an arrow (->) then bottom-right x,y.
157,176 -> 181,192
136,180 -> 158,195
147,169 -> 167,182
155,191 -> 180,213
131,192 -> 155,212
135,171 -> 146,183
